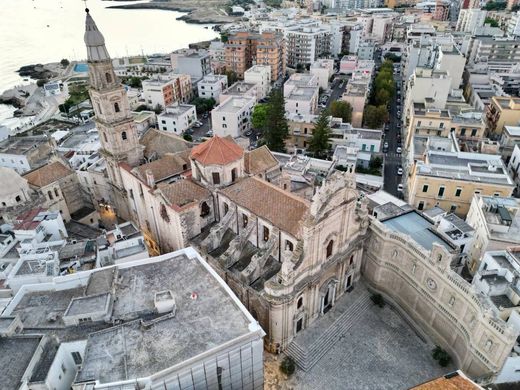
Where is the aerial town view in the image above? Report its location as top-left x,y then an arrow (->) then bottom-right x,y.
1,0 -> 520,389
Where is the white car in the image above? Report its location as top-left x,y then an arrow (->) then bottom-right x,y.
397,167 -> 403,175
397,184 -> 403,192
396,146 -> 402,154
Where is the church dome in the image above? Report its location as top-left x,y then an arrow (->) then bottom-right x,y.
190,136 -> 244,166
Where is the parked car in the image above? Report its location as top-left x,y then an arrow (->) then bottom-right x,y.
397,167 -> 403,175
205,130 -> 213,137
245,130 -> 253,136
202,112 -> 209,119
397,184 -> 403,192
193,122 -> 202,128
396,146 -> 402,154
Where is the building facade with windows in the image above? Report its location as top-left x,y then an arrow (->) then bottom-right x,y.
197,74 -> 228,100
407,150 -> 515,217
211,96 -> 255,138
157,104 -> 197,135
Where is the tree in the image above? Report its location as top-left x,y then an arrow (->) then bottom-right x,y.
375,88 -> 391,106
36,79 -> 46,88
191,97 -> 216,114
484,17 -> 499,27
330,100 -> 352,123
183,134 -> 193,142
252,103 -> 268,130
263,88 -> 288,152
220,33 -> 229,43
483,1 -> 506,10
369,156 -> 383,171
432,346 -> 452,367
135,104 -> 149,112
279,356 -> 296,376
126,76 -> 146,89
363,105 -> 388,129
226,70 -> 238,84
153,104 -> 163,114
60,58 -> 70,68
308,109 -> 331,158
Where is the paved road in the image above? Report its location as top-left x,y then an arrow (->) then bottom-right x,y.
383,68 -> 403,197
325,76 -> 347,109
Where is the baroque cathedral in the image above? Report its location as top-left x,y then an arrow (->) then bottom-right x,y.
83,8 -> 370,352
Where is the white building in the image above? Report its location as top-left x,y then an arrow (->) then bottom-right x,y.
211,96 -> 255,138
0,247 -> 265,389
466,195 -> 520,273
244,65 -> 271,100
283,73 -> 319,97
285,87 -> 319,116
508,142 -> 520,193
97,221 -> 149,266
171,49 -> 211,80
157,103 -> 197,135
197,74 -> 228,100
436,46 -> 466,90
456,9 -> 487,34
405,68 -> 452,112
310,59 -> 335,90
220,82 -> 258,104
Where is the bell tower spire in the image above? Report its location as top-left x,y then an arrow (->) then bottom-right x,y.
84,9 -> 143,219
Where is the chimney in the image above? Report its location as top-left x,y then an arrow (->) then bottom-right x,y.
146,169 -> 155,188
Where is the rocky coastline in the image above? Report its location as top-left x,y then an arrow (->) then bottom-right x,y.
106,0 -> 236,25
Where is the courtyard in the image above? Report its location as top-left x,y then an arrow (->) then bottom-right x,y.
267,286 -> 455,390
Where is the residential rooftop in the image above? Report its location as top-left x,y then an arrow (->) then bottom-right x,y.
0,136 -> 49,156
0,335 -> 44,390
287,86 -> 318,101
213,96 -> 254,113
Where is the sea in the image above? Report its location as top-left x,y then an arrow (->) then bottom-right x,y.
0,0 -> 218,124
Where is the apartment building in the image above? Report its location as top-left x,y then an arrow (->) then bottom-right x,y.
197,74 -> 228,100
340,55 -> 358,75
157,104 -> 197,135
466,196 -> 520,273
405,103 -> 486,150
285,87 -> 319,116
142,74 -> 193,109
220,81 -> 258,104
208,40 -> 226,74
171,49 -> 211,79
244,65 -> 271,100
407,150 -> 514,217
310,59 -> 334,90
341,81 -> 369,128
285,26 -> 331,68
405,68 -> 451,111
469,37 -> 520,66
283,73 -> 319,97
456,9 -> 487,33
486,96 -> 520,135
211,96 -> 255,138
225,31 -> 285,80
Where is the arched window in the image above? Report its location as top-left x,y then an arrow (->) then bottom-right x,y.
231,168 -> 237,182
106,72 -> 112,83
97,102 -> 102,115
243,214 -> 248,228
114,102 -> 120,113
286,240 -> 294,252
54,188 -> 59,198
349,255 -> 354,265
297,296 -> 303,309
326,240 -> 334,258
263,226 -> 270,242
200,201 -> 210,217
121,131 -> 127,140
15,196 -> 21,203
48,191 -> 54,200
223,202 -> 229,215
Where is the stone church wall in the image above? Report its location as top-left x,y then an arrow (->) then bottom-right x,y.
363,217 -> 518,379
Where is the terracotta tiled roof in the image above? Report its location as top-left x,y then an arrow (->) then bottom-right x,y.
220,177 -> 309,238
159,179 -> 211,210
14,208 -> 47,230
23,161 -> 73,188
140,129 -> 190,159
134,152 -> 190,184
411,372 -> 482,390
190,136 -> 244,166
245,145 -> 279,175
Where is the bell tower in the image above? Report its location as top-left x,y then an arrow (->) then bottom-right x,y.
84,8 -> 143,217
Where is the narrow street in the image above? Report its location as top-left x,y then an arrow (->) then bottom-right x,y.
383,67 -> 403,197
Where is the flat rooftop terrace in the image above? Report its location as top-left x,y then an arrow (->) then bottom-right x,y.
382,211 -> 452,252
76,252 -> 253,384
0,336 -> 43,390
